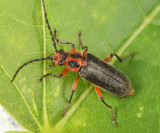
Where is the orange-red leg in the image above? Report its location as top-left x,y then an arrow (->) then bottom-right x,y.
62,75 -> 80,117
70,44 -> 75,52
83,47 -> 88,56
104,54 -> 112,62
82,47 -> 88,64
95,86 -> 117,126
60,68 -> 69,77
39,68 -> 69,82
72,75 -> 80,90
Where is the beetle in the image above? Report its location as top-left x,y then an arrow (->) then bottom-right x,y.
12,0 -> 135,126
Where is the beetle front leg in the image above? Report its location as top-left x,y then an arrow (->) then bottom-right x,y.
54,29 -> 75,46
70,44 -> 75,52
39,68 -> 69,82
54,29 -> 75,52
62,75 -> 80,117
95,86 -> 117,126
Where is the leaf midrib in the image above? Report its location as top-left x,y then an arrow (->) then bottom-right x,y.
41,0 -> 50,128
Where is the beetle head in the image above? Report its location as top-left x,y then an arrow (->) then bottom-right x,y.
53,49 -> 67,66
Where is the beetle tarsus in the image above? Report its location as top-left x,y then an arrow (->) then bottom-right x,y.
62,90 -> 75,117
39,73 -> 62,82
100,97 -> 117,126
110,108 -> 117,126
54,29 -> 75,46
62,103 -> 70,117
122,52 -> 136,62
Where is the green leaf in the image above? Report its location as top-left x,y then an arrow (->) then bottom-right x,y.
5,131 -> 29,133
0,0 -> 160,133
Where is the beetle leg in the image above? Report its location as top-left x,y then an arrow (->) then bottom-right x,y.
62,75 -> 80,117
78,32 -> 88,50
70,44 -> 75,52
104,53 -> 122,62
54,29 -> 75,48
39,68 -> 68,82
104,52 -> 136,62
121,52 -> 136,61
95,86 -> 117,126
83,46 -> 88,57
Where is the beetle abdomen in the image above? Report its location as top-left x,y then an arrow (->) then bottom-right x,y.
79,53 -> 132,98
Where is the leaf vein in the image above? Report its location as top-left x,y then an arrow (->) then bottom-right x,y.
0,64 -> 43,129
3,11 -> 42,28
89,6 -> 113,52
135,0 -> 146,18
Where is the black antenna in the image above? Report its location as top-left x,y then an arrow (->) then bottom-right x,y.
42,0 -> 58,52
11,56 -> 52,82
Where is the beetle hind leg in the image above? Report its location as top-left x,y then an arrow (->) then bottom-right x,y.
95,86 -> 117,126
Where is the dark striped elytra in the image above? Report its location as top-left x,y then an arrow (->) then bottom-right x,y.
79,53 -> 131,98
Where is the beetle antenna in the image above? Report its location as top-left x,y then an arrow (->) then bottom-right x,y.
11,55 -> 52,82
42,0 -> 58,52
